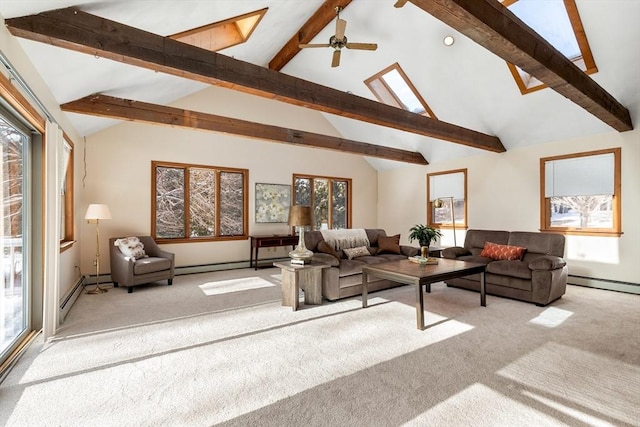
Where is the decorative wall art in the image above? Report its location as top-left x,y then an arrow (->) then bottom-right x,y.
255,183 -> 291,223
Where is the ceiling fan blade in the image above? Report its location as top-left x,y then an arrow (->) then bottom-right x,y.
335,18 -> 347,40
345,43 -> 378,51
394,0 -> 409,7
298,43 -> 331,48
331,50 -> 341,67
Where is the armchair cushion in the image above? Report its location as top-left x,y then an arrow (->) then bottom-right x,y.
114,237 -> 147,261
134,257 -> 172,275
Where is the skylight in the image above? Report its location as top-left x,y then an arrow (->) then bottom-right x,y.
364,63 -> 437,118
502,0 -> 597,94
169,8 -> 267,52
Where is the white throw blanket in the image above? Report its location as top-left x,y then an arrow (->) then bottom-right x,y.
321,229 -> 370,251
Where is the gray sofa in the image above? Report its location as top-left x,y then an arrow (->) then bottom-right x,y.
442,229 -> 568,306
304,229 -> 419,301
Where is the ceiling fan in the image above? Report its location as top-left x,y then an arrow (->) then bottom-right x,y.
298,6 -> 378,67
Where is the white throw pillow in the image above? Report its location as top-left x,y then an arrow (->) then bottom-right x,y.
343,246 -> 371,260
114,237 -> 147,261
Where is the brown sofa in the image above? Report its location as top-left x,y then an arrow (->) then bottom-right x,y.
442,229 -> 568,306
304,229 -> 419,301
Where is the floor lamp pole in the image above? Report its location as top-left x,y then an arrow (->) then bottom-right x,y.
86,218 -> 107,294
450,197 -> 457,247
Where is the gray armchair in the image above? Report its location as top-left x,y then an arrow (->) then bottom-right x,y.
109,236 -> 175,293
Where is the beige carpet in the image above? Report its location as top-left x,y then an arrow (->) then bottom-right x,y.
1,268 -> 638,427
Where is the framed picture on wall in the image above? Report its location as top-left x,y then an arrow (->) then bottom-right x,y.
255,183 -> 291,223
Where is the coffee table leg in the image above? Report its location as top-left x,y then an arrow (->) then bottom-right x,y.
480,271 -> 486,307
362,270 -> 368,308
416,282 -> 425,330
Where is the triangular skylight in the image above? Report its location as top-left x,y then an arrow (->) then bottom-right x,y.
364,63 -> 437,118
502,0 -> 597,94
170,8 -> 267,52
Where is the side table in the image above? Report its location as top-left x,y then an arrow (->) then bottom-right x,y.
273,261 -> 329,311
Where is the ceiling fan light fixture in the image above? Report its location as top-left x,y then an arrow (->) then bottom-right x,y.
443,35 -> 455,46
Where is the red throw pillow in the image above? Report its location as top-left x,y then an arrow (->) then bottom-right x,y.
480,242 -> 526,261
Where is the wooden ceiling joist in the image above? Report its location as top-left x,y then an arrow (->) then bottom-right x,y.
5,7 -> 506,154
61,94 -> 429,165
406,0 -> 633,132
268,0 -> 352,71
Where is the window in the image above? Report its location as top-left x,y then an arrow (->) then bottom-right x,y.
152,161 -> 248,242
502,0 -> 597,94
169,8 -> 267,52
60,136 -> 74,249
427,169 -> 467,229
540,148 -> 621,236
364,63 -> 437,118
293,174 -> 351,230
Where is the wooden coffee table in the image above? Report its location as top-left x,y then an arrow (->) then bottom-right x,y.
362,259 -> 486,330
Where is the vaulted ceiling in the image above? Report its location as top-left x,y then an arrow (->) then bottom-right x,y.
1,0 -> 637,170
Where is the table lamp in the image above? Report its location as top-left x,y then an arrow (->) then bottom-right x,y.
288,205 -> 313,264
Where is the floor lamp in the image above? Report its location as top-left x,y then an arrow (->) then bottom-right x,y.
85,204 -> 112,294
433,197 -> 457,247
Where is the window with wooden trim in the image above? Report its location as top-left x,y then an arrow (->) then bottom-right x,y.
364,62 -> 437,118
540,148 -> 621,236
427,169 -> 467,229
60,136 -> 74,248
502,0 -> 597,94
152,161 -> 248,242
169,8 -> 267,52
293,174 -> 351,230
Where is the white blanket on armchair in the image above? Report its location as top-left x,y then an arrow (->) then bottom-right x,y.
321,229 -> 370,251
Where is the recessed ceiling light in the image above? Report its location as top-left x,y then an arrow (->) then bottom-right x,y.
443,35 -> 455,46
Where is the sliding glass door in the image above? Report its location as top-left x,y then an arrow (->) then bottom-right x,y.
0,111 -> 30,364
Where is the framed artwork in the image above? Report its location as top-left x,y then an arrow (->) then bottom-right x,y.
255,183 -> 291,223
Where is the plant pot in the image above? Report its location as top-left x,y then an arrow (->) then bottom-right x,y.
421,246 -> 429,258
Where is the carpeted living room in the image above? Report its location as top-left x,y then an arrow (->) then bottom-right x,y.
1,0 -> 639,426
1,268 -> 638,426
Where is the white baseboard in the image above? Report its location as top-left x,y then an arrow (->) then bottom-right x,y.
568,275 -> 639,295
59,276 -> 84,322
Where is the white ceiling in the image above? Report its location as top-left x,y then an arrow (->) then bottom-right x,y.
1,0 -> 638,170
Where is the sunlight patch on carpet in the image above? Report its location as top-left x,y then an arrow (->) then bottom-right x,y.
528,307 -> 573,327
522,390 -> 619,427
199,277 -> 277,296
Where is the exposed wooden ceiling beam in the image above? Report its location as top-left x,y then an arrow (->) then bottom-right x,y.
60,94 -> 428,165
5,7 -> 506,154
406,0 -> 633,132
268,0 -> 352,71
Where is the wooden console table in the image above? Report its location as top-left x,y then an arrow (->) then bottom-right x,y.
250,235 -> 299,270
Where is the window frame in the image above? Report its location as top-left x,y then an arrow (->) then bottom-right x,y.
152,160 -> 249,243
292,173 -> 352,230
364,62 -> 437,119
60,134 -> 74,251
502,0 -> 598,95
427,169 -> 468,230
540,148 -> 621,237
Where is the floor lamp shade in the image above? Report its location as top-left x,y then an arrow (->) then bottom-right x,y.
288,205 -> 313,264
85,204 -> 112,220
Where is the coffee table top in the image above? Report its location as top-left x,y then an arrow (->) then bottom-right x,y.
363,258 -> 485,284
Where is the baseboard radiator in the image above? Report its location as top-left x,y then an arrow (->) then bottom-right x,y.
59,276 -> 84,322
568,275 -> 639,295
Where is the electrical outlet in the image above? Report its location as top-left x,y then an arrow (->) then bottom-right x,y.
93,259 -> 97,266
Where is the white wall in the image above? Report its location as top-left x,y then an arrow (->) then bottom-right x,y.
379,128 -> 640,285
80,86 -> 378,274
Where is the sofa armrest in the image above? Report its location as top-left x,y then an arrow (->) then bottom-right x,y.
401,245 -> 419,257
312,253 -> 340,267
529,255 -> 566,271
442,247 -> 471,259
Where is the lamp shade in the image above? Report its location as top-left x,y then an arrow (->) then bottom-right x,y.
85,204 -> 112,220
288,205 -> 311,227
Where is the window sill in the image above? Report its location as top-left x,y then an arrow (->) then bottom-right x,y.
539,228 -> 622,237
60,240 -> 76,253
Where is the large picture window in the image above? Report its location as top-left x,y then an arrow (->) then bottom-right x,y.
152,161 -> 248,242
540,148 -> 621,236
293,174 -> 351,230
427,169 -> 467,229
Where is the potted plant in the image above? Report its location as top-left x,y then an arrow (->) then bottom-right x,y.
408,224 -> 443,256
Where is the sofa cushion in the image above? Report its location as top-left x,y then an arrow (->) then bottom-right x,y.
480,242 -> 526,261
337,259 -> 367,277
133,257 -> 171,275
343,246 -> 371,260
486,260 -> 532,280
456,254 -> 493,265
317,240 -> 343,260
377,234 -> 401,254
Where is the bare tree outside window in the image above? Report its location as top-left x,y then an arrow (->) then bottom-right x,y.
153,162 -> 247,242
293,175 -> 351,230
